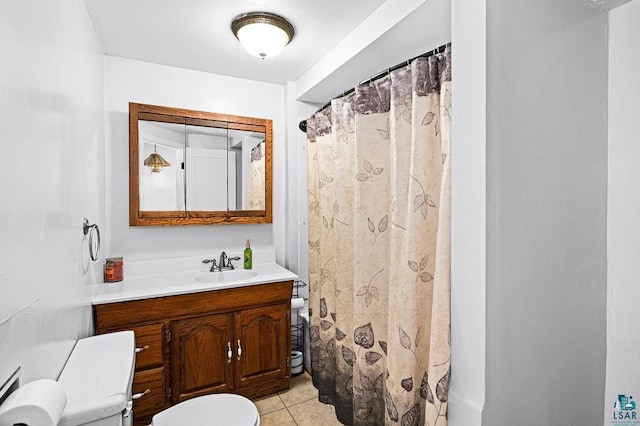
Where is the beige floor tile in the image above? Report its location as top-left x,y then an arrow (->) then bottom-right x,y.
288,398 -> 344,426
259,408 -> 297,426
290,371 -> 313,389
278,372 -> 318,407
253,394 -> 285,415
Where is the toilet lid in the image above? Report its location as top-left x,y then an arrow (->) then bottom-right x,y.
152,394 -> 259,426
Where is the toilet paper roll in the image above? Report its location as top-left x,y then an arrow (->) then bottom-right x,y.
291,297 -> 304,310
0,379 -> 67,426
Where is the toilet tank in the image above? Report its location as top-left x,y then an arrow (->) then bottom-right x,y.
57,331 -> 135,426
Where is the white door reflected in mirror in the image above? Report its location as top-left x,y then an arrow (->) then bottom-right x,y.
186,147 -> 234,211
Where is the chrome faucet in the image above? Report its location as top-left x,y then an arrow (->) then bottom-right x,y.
219,251 -> 228,269
203,252 -> 241,272
219,251 -> 241,270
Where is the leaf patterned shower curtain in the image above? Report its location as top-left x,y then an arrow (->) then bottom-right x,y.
306,47 -> 451,426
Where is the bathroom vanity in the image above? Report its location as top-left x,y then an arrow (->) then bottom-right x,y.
92,260 -> 296,426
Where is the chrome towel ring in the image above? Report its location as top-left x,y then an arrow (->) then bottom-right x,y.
83,218 -> 101,262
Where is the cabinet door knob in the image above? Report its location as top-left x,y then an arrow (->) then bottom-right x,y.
135,345 -> 150,353
132,389 -> 150,400
237,339 -> 242,360
227,341 -> 233,363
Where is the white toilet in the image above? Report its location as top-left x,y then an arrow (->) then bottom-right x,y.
0,331 -> 260,426
151,393 -> 259,426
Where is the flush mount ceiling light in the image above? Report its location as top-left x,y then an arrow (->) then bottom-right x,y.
231,12 -> 295,59
144,144 -> 171,173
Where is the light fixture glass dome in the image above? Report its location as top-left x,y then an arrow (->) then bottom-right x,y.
231,12 -> 295,59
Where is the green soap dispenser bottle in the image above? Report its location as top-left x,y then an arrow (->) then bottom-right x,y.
244,239 -> 253,269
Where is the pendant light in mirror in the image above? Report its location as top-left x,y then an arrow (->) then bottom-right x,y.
144,144 -> 171,173
231,12 -> 295,59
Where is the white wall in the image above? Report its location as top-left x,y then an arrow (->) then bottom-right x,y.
296,0 -> 451,103
606,0 -> 640,422
285,83 -> 322,301
449,0 -> 486,423
484,0 -> 608,424
0,0 -> 105,384
284,81 -> 321,277
104,57 -> 286,262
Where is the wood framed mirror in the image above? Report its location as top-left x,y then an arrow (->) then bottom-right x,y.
129,103 -> 272,226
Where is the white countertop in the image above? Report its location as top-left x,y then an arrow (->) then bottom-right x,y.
93,262 -> 298,305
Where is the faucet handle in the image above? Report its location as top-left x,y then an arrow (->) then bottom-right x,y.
203,258 -> 219,272
227,256 -> 241,269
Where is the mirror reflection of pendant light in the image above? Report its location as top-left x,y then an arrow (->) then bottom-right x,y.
144,144 -> 171,173
231,12 -> 295,59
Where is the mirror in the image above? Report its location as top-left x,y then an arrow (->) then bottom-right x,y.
129,103 -> 272,226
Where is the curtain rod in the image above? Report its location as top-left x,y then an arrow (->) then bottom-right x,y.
298,42 -> 451,133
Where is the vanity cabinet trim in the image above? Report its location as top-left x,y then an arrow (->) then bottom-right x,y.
93,281 -> 292,330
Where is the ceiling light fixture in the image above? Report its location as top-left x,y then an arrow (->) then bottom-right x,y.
144,144 -> 171,173
231,12 -> 295,59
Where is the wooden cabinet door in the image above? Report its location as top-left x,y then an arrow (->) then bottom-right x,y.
234,303 -> 289,392
171,314 -> 233,402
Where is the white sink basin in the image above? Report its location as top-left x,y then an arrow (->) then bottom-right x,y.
195,270 -> 258,284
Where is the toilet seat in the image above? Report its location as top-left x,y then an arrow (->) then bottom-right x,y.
152,393 -> 259,426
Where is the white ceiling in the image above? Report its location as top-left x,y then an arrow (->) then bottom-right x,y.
83,0 -> 387,85
296,0 -> 450,103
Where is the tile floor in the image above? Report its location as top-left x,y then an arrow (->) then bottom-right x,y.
252,372 -> 344,426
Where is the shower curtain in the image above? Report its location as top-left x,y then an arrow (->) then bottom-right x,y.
306,47 -> 451,426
